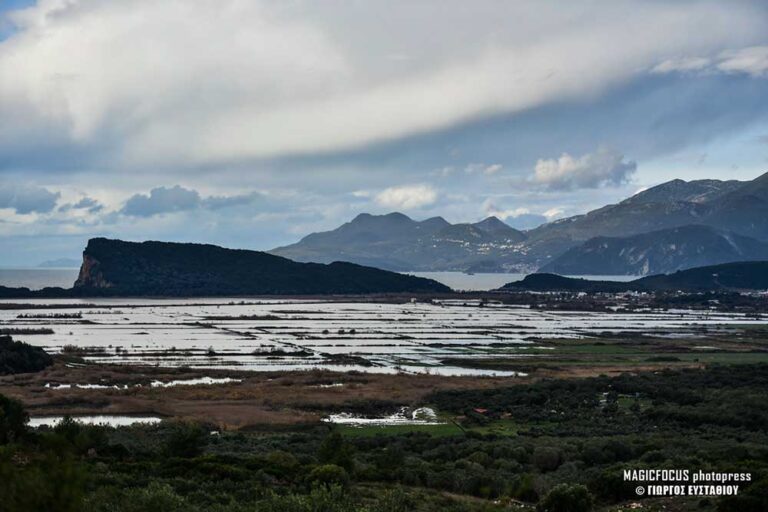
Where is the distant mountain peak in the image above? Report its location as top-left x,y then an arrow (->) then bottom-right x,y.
382,212 -> 412,221
624,177 -> 743,205
351,212 -> 412,223
473,216 -> 510,232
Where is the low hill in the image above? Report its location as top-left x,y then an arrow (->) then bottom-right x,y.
498,273 -> 630,293
636,261 -> 768,291
499,261 -> 768,293
73,238 -> 450,296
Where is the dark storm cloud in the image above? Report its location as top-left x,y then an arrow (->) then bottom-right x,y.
120,186 -> 268,217
121,186 -> 201,217
0,183 -> 60,214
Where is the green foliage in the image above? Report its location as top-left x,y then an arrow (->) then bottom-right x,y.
318,431 -> 355,472
2,364 -> 768,511
164,421 -> 208,458
532,447 -> 563,472
249,485 -> 357,512
0,394 -> 28,444
84,482 -> 194,512
52,416 -> 109,454
537,484 -> 593,512
309,464 -> 351,489
717,477 -> 768,512
0,447 -> 86,512
0,335 -> 53,375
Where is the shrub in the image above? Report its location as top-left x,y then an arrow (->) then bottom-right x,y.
537,483 -> 593,512
84,482 -> 194,512
0,336 -> 53,375
317,431 -> 354,472
164,421 -> 208,458
308,465 -> 350,489
0,394 -> 28,444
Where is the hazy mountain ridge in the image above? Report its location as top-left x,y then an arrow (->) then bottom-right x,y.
37,258 -> 81,268
540,225 -> 768,276
271,213 -> 532,272
525,172 -> 768,273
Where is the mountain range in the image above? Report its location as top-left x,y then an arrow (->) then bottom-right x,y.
271,171 -> 768,275
539,225 -> 768,276
271,212 -> 529,272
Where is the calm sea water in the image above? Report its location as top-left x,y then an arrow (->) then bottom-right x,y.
408,272 -> 638,291
0,268 -> 637,291
0,269 -> 80,290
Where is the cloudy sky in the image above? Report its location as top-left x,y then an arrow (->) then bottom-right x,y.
1,0 -> 768,266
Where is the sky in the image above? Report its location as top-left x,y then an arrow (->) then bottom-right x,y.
1,0 -> 768,266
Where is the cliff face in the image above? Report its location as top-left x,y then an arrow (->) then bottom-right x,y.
74,254 -> 113,288
71,238 -> 450,296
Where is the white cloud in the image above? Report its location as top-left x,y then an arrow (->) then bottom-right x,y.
482,200 -> 551,229
482,200 -> 529,220
533,147 -> 637,190
432,166 -> 455,178
652,46 -> 768,77
0,0 -> 764,168
375,185 -> 437,210
651,57 -> 711,74
543,207 -> 565,219
717,46 -> 768,77
483,164 -> 503,176
465,163 -> 503,176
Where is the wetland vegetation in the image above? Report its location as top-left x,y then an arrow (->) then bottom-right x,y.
1,364 -> 767,511
1,297 -> 767,511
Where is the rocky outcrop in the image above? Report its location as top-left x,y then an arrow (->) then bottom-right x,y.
74,254 -> 113,288
71,238 -> 450,296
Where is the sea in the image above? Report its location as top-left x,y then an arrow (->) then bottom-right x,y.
0,268 -> 636,292
0,268 -> 81,290
408,271 -> 637,291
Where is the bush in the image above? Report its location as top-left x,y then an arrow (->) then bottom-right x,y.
308,464 -> 350,489
317,431 -> 355,472
0,448 -> 86,512
0,394 -> 28,444
84,482 -> 194,512
717,477 -> 768,512
537,483 -> 593,512
532,447 -> 563,472
0,336 -> 53,375
164,421 -> 208,458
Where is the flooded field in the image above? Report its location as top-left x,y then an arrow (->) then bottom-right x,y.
2,298 -> 766,376
28,415 -> 162,428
